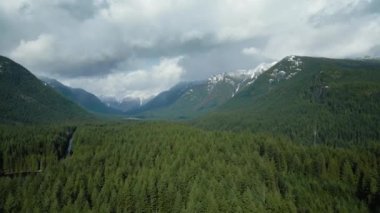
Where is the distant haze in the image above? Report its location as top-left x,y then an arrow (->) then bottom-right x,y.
0,0 -> 379,100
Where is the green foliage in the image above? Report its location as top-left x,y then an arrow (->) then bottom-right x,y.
0,124 -> 75,174
1,122 -> 379,212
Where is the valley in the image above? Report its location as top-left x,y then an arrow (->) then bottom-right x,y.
0,55 -> 379,212
2,1 -> 380,211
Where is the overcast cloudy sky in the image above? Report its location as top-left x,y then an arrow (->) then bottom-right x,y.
1,0 -> 379,100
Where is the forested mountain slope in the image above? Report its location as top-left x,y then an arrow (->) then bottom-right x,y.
41,77 -> 122,115
133,62 -> 275,119
197,56 -> 380,145
0,56 -> 90,123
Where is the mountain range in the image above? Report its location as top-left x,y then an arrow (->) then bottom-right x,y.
40,77 -> 122,115
37,61 -> 277,120
129,62 -> 277,119
1,53 -> 380,145
100,96 -> 145,113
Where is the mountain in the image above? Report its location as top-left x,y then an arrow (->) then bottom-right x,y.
130,81 -> 203,117
197,56 -> 380,145
0,56 -> 90,123
101,96 -> 144,113
131,62 -> 276,119
41,78 -> 122,115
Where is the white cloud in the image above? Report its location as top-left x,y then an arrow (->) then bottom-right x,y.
11,34 -> 54,61
242,47 -> 260,56
10,34 -> 56,70
1,0 -> 379,99
62,56 -> 185,100
261,15 -> 380,59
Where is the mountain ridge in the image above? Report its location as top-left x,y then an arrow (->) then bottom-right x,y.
130,62 -> 277,119
40,77 -> 123,115
0,55 -> 90,123
197,55 -> 380,145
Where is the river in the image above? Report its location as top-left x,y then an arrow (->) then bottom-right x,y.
66,129 -> 76,157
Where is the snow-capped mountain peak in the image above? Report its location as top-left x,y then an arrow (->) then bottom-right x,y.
268,56 -> 304,84
207,61 -> 277,95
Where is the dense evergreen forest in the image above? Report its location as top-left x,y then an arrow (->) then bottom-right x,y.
0,122 -> 379,212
